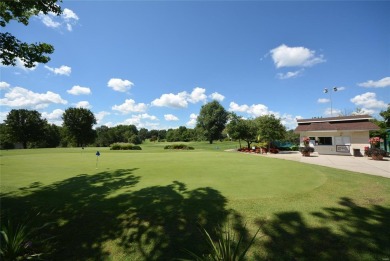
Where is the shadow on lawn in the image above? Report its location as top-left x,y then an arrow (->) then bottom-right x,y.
256,197 -> 390,260
1,169 -> 235,260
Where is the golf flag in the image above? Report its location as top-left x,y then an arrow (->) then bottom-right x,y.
96,151 -> 100,169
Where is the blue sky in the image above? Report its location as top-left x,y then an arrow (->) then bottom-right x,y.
1,1 -> 389,130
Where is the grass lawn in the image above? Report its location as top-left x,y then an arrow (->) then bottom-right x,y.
1,141 -> 389,260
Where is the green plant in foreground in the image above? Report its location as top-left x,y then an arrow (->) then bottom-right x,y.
181,224 -> 261,261
0,216 -> 54,260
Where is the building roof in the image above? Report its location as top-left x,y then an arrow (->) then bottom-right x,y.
296,115 -> 373,123
295,115 -> 380,132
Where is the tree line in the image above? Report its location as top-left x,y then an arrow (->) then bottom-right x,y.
0,101 -> 299,150
5,101 -> 386,151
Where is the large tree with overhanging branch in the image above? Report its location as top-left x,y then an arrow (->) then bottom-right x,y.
0,0 -> 62,68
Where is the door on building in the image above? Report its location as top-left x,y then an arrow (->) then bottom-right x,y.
335,136 -> 351,154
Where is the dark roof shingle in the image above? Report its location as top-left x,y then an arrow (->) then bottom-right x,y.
295,115 -> 380,132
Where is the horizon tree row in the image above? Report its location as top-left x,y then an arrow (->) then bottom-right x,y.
4,102 -> 386,150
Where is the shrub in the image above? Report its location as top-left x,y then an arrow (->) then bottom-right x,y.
366,148 -> 387,157
110,143 -> 122,150
128,135 -> 142,145
299,146 -> 314,153
110,143 -> 142,150
164,144 -> 194,150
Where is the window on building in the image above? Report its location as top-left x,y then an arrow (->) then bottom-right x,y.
318,137 -> 332,145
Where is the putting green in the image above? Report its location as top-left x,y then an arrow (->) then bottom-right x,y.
1,147 -> 327,199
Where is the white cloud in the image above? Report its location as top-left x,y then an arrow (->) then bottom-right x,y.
229,102 -> 279,118
0,87 -> 67,109
277,69 -> 304,79
164,114 -> 179,121
15,58 -> 38,71
358,77 -> 390,88
270,44 -> 325,68
188,87 -> 207,103
107,78 -> 134,92
45,65 -> 71,76
63,8 -> 79,21
139,113 -> 158,121
39,14 -> 61,28
37,8 -> 79,32
209,92 -> 225,102
95,111 -> 110,125
112,99 -> 148,114
0,82 -> 10,89
229,102 -> 269,117
0,57 -> 38,71
280,114 -> 299,130
324,108 -> 342,117
117,114 -> 159,129
248,104 -> 271,117
336,86 -> 346,91
229,102 -> 250,113
67,85 -> 91,95
42,109 -> 64,125
75,101 -> 92,109
350,92 -> 387,109
0,111 -> 9,123
152,87 -> 213,108
151,92 -> 188,108
186,113 -> 198,127
318,98 -> 330,103
351,108 -> 376,115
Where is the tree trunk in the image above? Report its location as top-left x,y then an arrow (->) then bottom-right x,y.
209,140 -> 213,144
23,141 -> 27,149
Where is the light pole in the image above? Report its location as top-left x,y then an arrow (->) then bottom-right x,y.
324,87 -> 338,116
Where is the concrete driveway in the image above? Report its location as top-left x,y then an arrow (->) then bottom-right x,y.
258,151 -> 390,178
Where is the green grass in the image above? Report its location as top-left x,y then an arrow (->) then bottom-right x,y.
1,142 -> 389,260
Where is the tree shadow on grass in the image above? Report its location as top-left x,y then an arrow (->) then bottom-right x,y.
1,169 -> 232,260
256,197 -> 390,260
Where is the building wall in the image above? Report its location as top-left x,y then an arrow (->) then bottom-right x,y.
299,131 -> 370,155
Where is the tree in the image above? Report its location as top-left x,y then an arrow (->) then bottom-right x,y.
196,101 -> 229,144
95,125 -> 112,147
0,123 -> 14,149
370,105 -> 390,151
4,109 -> 47,149
283,129 -> 300,144
226,113 -> 258,149
62,108 -> 97,147
138,128 -> 148,141
40,123 -> 61,148
255,114 -> 286,149
128,135 -> 142,145
1,0 -> 62,68
379,105 -> 390,128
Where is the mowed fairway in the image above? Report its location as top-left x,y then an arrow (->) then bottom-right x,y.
1,142 -> 390,260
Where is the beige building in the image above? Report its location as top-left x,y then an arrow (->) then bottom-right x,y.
295,115 -> 380,155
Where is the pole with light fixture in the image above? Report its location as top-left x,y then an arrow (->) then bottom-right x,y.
323,87 -> 338,116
